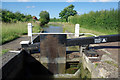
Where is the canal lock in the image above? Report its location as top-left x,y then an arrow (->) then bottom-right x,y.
29,34 -> 91,79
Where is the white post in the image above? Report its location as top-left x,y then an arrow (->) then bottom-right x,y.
28,23 -> 33,44
28,23 -> 32,36
75,24 -> 80,37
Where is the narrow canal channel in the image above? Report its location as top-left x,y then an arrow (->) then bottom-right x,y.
43,25 -> 63,33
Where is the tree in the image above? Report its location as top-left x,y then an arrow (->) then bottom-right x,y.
39,11 -> 50,26
0,9 -> 2,21
2,9 -> 32,23
14,11 -> 22,21
59,4 -> 77,22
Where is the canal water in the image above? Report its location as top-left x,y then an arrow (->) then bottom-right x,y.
43,25 -> 63,33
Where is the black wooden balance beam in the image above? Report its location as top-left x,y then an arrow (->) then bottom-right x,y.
66,34 -> 120,46
22,34 -> 120,51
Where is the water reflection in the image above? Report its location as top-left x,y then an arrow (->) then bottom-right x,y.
43,26 -> 63,33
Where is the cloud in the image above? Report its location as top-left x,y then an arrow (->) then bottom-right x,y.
42,10 -> 49,12
90,0 -> 113,2
18,0 -> 30,2
26,6 -> 35,8
77,11 -> 81,14
77,11 -> 84,15
90,0 -> 98,2
31,6 -> 35,8
99,0 -> 112,2
26,6 -> 30,8
66,0 -> 75,2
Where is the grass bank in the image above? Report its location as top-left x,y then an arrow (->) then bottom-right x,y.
68,9 -> 118,35
49,9 -> 119,35
1,22 -> 42,44
81,25 -> 118,35
49,22 -> 117,36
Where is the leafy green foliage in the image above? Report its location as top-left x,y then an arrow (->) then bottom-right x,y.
2,9 -> 32,23
0,9 -> 2,21
39,11 -> 50,26
68,9 -> 118,33
59,4 -> 77,22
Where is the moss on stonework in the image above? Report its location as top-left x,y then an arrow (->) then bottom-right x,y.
79,63 -> 91,79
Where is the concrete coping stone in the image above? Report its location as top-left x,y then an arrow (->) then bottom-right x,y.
20,41 -> 30,44
40,57 -> 66,63
53,69 -> 80,78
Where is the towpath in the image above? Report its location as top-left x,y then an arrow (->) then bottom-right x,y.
2,35 -> 37,51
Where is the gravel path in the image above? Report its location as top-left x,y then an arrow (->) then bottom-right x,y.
1,35 -> 32,68
0,35 -> 37,68
2,35 -> 31,51
1,52 -> 19,68
2,35 -> 38,51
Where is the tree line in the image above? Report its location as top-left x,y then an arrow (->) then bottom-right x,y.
1,9 -> 32,23
1,9 -> 50,27
68,9 -> 118,31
